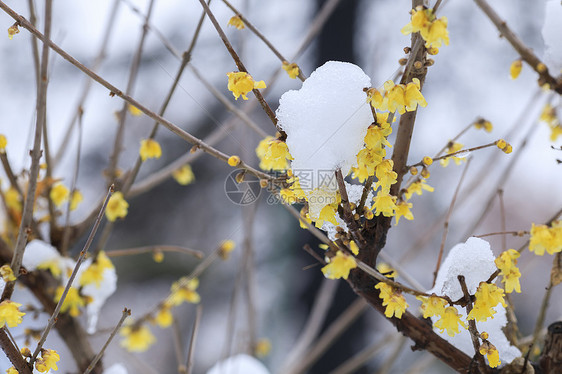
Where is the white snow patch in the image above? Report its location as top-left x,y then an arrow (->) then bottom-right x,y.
104,363 -> 128,374
83,266 -> 118,334
22,240 -> 61,270
277,61 -> 372,220
206,354 -> 270,374
429,237 -> 521,366
542,0 -> 562,74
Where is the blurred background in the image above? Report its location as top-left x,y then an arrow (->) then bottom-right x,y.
1,0 -> 562,372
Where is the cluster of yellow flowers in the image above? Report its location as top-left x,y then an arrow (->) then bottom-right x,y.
539,104 -> 562,142
34,348 -> 61,373
282,61 -> 300,79
255,135 -> 293,171
55,286 -> 86,317
0,300 -> 25,328
401,6 -> 449,49
321,241 -> 359,280
375,282 -> 408,318
106,191 -> 129,222
494,249 -> 522,293
120,323 -> 157,352
366,78 -> 427,115
529,221 -> 562,255
467,282 -> 506,322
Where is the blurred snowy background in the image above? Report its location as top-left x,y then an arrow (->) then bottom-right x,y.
1,0 -> 561,372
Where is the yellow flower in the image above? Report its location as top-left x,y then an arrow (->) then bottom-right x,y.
401,7 -> 449,48
321,251 -> 357,280
35,349 -> 60,373
5,187 -> 21,213
375,283 -> 408,319
395,201 -> 414,225
69,190 -> 83,211
155,306 -> 173,328
539,104 -> 559,126
316,203 -> 339,227
529,222 -> 562,255
55,286 -> 86,317
425,17 -> 449,48
219,239 -> 236,260
0,300 -> 25,328
299,207 -> 312,229
349,240 -> 360,256
173,164 -> 195,185
373,192 -> 396,217
385,81 -> 406,114
282,61 -> 300,79
404,179 -> 434,200
120,324 -> 156,352
366,88 -> 386,110
7,24 -> 19,40
128,104 -> 143,116
434,306 -> 466,336
495,249 -> 521,293
153,250 -> 164,263
467,282 -> 506,322
550,125 -> 562,142
404,78 -> 427,112
227,15 -> 245,30
50,183 -> 69,207
139,139 -> 162,161
255,338 -> 272,357
376,263 -> 397,278
6,367 -> 18,374
510,59 -> 523,79
168,277 -> 201,306
106,191 -> 129,222
37,259 -> 62,278
227,72 -> 266,100
440,141 -> 464,167
256,137 -> 293,171
479,342 -> 501,368
0,265 -> 16,282
0,134 -> 7,151
364,122 -> 392,150
418,295 -> 447,319
353,147 -> 385,182
80,251 -> 114,287
374,159 -> 397,194
474,118 -> 493,133
228,155 -> 241,167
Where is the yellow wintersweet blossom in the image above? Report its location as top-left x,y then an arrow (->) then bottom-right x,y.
70,190 -> 83,211
227,155 -> 241,167
401,6 -> 449,49
529,222 -> 562,255
7,24 -> 19,40
376,263 -> 397,278
227,72 -> 266,100
474,118 -> 493,133
434,306 -> 466,336
80,251 -> 114,287
173,164 -> 195,185
395,201 -> 414,225
404,78 -> 427,112
368,79 -> 426,114
495,249 -> 521,293
0,134 -> 7,151
35,349 -> 60,373
418,295 -> 447,319
375,283 -> 408,319
353,147 -> 385,182
227,15 -> 245,30
316,203 -> 339,227
467,282 -> 506,322
321,251 -> 357,280
550,125 -> 562,142
255,338 -> 272,357
0,265 -> 16,282
479,341 -> 501,368
155,306 -> 173,328
7,367 -> 18,374
440,141 -> 464,167
255,136 -> 293,171
373,192 -> 397,217
349,241 -> 360,256
168,277 -> 201,306
106,192 -> 129,222
139,139 -> 162,161
128,104 -> 143,116
540,104 -> 559,126
120,324 -> 156,352
282,61 -> 300,79
50,183 -> 69,207
374,159 -> 397,193
219,239 -> 236,260
55,286 -> 85,317
5,187 -> 21,213
364,122 -> 392,150
0,300 -> 25,328
404,180 -> 434,200
510,59 -> 523,80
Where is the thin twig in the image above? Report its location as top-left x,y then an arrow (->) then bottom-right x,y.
84,308 -> 131,374
375,336 -> 407,374
329,333 -> 399,374
335,169 -> 365,245
498,189 -> 507,251
172,317 -> 185,372
185,304 -> 203,374
106,245 -> 204,259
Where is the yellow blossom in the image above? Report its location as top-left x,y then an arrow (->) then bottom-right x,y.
120,324 -> 156,352
495,249 -> 521,293
128,104 -> 143,116
155,306 -> 173,328
440,142 -> 464,167
374,159 -> 397,193
373,192 -> 396,217
227,15 -> 245,30
168,277 -> 201,306
228,155 -> 241,167
539,104 -> 559,126
256,137 -> 293,171
479,342 -> 501,368
7,24 -> 19,40
418,295 -> 447,319
255,338 -> 271,357
70,190 -> 83,211
7,367 -> 18,374
422,156 -> 433,166
375,282 -> 408,319
349,240 -> 359,256
50,183 -> 69,207
35,349 -> 60,373
401,7 -> 449,49
173,164 -> 195,185
55,286 -> 85,317
80,251 -> 114,287
153,250 -> 164,263
0,300 -> 25,328
395,201 -> 414,225
139,139 -> 162,161
404,180 -> 434,200
385,80 -> 406,114
353,147 -> 385,182
321,251 -> 357,280
106,191 -> 129,222
0,134 -> 7,151
376,263 -> 397,278
364,122 -> 392,150
219,239 -> 236,260
404,78 -> 427,112
510,59 -> 522,79
5,187 -> 21,213
529,222 -> 562,255
467,282 -> 506,322
282,61 -> 300,79
434,306 -> 466,336
0,265 -> 16,282
474,118 -> 493,133
550,125 -> 562,141
37,259 -> 62,278
316,203 -> 339,227
227,72 -> 266,100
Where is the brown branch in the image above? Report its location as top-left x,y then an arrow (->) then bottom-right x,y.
0,328 -> 32,374
335,169 -> 365,245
